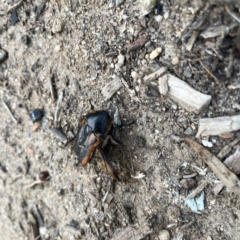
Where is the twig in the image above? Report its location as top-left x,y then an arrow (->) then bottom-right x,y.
182,4 -> 211,43
187,179 -> 208,199
217,138 -> 240,160
199,60 -> 219,84
49,75 -> 56,102
185,138 -> 240,196
54,91 -> 63,127
2,101 -> 18,124
225,5 -> 240,23
7,0 -> 24,13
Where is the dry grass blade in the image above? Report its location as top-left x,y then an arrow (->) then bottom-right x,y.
185,138 -> 240,196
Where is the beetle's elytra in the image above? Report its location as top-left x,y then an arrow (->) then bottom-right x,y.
75,110 -> 122,181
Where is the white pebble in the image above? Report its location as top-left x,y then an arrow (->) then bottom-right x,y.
155,15 -> 163,23
150,47 -> 162,59
171,56 -> 179,65
158,229 -> 170,240
164,11 -> 169,19
131,71 -> 139,80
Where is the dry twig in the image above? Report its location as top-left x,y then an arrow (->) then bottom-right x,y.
185,138 -> 240,196
2,101 -> 18,124
199,60 -> 219,84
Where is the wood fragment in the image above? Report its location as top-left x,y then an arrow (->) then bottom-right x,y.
7,0 -> 24,13
143,67 -> 166,82
2,101 -> 18,124
196,115 -> 240,137
182,4 -> 211,43
200,24 -> 238,39
49,75 -> 56,102
158,74 -> 211,114
54,91 -> 63,127
121,78 -> 141,103
186,31 -> 198,51
217,139 -> 240,160
218,132 -> 234,139
128,35 -> 150,52
187,179 -> 209,199
185,138 -> 240,196
50,128 -> 68,144
102,78 -> 122,100
199,61 -> 219,84
223,147 -> 240,175
111,218 -> 152,240
225,5 -> 240,23
35,0 -> 47,20
158,74 -> 168,95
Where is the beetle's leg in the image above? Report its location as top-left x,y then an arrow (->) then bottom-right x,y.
108,135 -> 128,160
96,146 -> 121,181
64,136 -> 76,147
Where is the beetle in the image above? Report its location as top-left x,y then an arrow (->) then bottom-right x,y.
75,110 -> 126,181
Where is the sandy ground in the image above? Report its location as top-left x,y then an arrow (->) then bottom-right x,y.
0,0 -> 240,239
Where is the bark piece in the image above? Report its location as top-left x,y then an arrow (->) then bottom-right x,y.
158,74 -> 211,114
102,78 -> 122,100
201,25 -> 229,38
217,139 -> 240,160
224,147 -> 240,175
185,138 -> 240,196
186,30 -> 198,51
143,67 -> 166,82
128,35 -> 150,52
111,219 -> 152,240
196,115 -> 240,137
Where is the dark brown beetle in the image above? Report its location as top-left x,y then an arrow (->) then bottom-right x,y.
75,110 -> 125,181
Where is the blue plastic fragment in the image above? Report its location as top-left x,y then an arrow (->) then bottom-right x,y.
185,191 -> 205,214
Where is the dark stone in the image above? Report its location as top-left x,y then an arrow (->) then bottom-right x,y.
29,108 -> 43,122
10,10 -> 19,25
0,49 -> 8,63
21,35 -> 31,46
69,219 -> 79,228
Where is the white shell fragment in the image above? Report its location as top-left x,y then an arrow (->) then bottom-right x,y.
115,54 -> 125,69
150,47 -> 162,59
196,115 -> 240,137
158,74 -> 211,113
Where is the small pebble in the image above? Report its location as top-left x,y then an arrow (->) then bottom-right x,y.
114,0 -> 124,6
115,54 -> 125,69
10,10 -> 19,25
171,56 -> 179,65
155,15 -> 163,22
179,178 -> 196,190
131,71 -> 139,80
150,47 -> 162,59
164,11 -> 169,19
39,171 -> 50,181
52,20 -> 63,34
21,35 -> 31,46
30,108 -> 43,123
184,127 -> 193,135
0,49 -> 8,63
158,229 -> 170,240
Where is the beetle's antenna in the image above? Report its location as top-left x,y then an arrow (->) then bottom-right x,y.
112,121 -> 135,131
